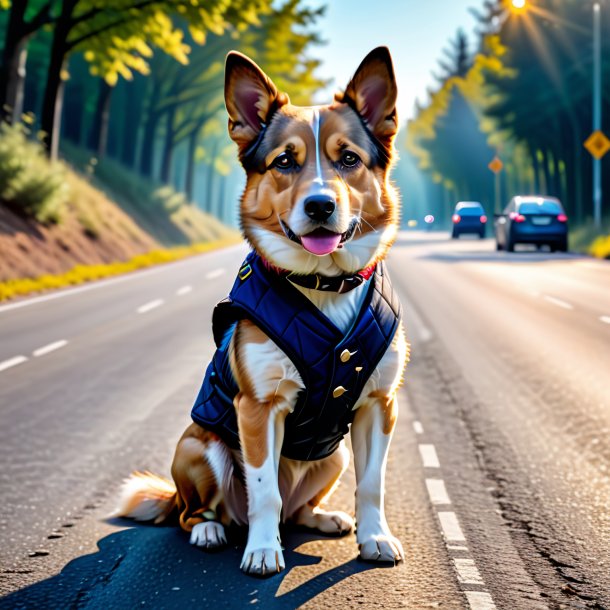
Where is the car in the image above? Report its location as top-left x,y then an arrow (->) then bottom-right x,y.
494,196 -> 568,252
451,201 -> 487,239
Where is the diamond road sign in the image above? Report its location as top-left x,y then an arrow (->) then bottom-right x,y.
584,130 -> 610,160
488,156 -> 503,173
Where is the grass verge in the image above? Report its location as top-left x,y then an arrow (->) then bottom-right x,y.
0,236 -> 241,302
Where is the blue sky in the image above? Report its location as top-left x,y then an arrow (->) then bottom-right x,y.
303,0 -> 481,122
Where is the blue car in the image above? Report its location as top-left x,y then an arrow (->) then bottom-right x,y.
494,196 -> 568,252
451,201 -> 487,239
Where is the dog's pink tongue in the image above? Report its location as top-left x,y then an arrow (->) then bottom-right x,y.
301,231 -> 342,256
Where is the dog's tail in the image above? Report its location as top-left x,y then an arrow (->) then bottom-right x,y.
115,471 -> 178,524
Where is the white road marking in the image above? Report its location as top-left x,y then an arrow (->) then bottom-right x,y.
447,545 -> 469,551
438,511 -> 466,543
543,295 -> 573,310
176,285 -> 192,296
400,292 -> 432,343
413,420 -> 424,435
426,479 -> 451,505
465,591 -> 497,610
205,269 -> 225,280
33,340 -> 68,357
137,299 -> 164,314
0,355 -> 28,372
419,444 -> 441,468
600,316 -> 610,325
454,558 -> 485,585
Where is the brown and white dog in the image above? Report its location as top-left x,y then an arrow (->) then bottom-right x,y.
118,47 -> 409,576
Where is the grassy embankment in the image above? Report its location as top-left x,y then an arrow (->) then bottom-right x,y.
0,124 -> 241,302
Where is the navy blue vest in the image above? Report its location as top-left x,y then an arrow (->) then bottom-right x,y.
191,251 -> 401,461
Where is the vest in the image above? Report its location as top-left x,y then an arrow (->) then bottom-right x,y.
191,251 -> 401,461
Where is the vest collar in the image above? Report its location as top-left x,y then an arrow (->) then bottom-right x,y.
261,257 -> 376,294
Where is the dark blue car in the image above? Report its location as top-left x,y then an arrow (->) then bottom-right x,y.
451,201 -> 487,239
494,196 -> 568,252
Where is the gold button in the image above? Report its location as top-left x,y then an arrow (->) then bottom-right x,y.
333,386 -> 347,398
355,366 -> 363,372
340,349 -> 357,363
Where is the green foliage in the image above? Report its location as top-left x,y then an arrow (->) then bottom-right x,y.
0,122 -> 69,222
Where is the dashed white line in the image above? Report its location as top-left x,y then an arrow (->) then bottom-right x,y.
426,478 -> 451,505
413,420 -> 424,435
465,591 -> 497,610
454,558 -> 485,585
543,295 -> 573,310
438,511 -> 466,543
205,269 -> 225,280
600,316 -> 610,325
0,355 -> 28,372
33,340 -> 68,357
176,285 -> 193,296
418,444 -> 441,468
137,299 -> 164,314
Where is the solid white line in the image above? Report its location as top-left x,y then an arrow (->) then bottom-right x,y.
0,355 -> 28,372
543,295 -> 573,310
413,421 -> 424,435
176,285 -> 192,296
426,479 -> 451,505
447,545 -> 469,551
419,444 -> 441,468
600,316 -> 610,325
137,299 -> 164,314
205,269 -> 225,280
438,511 -> 466,543
465,591 -> 497,610
454,558 -> 484,585
33,340 -> 68,357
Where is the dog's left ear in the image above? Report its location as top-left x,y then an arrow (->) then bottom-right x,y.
225,51 -> 289,152
339,47 -> 398,148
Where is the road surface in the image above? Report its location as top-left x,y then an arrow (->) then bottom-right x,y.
0,233 -> 608,609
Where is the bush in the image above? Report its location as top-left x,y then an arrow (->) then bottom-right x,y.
0,122 -> 69,223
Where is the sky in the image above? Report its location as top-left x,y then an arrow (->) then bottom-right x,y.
303,0 -> 481,123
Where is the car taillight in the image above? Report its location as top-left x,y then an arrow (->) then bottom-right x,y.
510,212 -> 526,223
557,214 -> 568,222
452,214 -> 461,223
480,215 -> 487,223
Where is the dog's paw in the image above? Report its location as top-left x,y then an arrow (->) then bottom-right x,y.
189,521 -> 227,550
240,543 -> 285,577
295,506 -> 355,536
359,534 -> 404,564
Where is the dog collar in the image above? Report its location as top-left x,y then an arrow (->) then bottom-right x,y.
261,258 -> 376,294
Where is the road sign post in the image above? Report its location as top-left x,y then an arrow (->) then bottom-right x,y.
488,156 -> 503,213
593,3 -> 602,228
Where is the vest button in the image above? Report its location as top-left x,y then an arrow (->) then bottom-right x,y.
355,366 -> 363,372
333,386 -> 347,398
340,349 -> 357,362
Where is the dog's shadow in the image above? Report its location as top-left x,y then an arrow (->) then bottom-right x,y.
1,520 -> 381,609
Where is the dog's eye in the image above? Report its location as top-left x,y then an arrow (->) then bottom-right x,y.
273,153 -> 295,171
340,151 -> 361,168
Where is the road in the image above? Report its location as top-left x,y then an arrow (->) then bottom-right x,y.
0,233 -> 608,609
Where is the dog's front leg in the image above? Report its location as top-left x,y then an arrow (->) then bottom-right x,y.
235,386 -> 296,576
351,394 -> 404,563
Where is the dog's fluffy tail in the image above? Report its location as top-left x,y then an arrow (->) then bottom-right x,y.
115,471 -> 177,524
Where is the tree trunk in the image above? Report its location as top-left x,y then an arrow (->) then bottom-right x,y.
185,129 -> 199,202
120,76 -> 146,169
159,106 -> 176,184
139,80 -> 162,177
88,79 -> 113,158
0,1 -> 28,123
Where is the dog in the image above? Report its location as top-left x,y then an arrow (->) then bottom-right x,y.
117,46 -> 409,577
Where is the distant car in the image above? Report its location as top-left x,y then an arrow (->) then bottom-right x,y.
451,202 -> 487,239
494,196 -> 568,252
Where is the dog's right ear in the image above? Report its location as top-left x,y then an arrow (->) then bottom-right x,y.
224,52 -> 288,151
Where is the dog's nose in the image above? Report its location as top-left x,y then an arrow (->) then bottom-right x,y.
304,195 -> 336,223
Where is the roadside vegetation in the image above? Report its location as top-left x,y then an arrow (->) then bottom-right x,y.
398,0 -> 610,254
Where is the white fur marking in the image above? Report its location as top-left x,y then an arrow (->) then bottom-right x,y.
312,108 -> 323,185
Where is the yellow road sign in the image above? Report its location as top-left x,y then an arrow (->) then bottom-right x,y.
584,130 -> 610,160
488,156 -> 503,173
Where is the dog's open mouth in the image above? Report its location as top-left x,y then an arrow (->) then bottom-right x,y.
280,219 -> 358,256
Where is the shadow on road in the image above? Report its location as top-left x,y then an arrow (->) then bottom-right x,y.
1,521 -> 377,609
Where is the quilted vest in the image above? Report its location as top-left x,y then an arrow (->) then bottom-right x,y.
191,251 -> 401,461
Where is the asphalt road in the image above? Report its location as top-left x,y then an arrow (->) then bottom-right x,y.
0,233 -> 608,609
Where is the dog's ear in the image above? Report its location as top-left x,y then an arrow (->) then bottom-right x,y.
339,47 -> 398,148
224,51 -> 288,151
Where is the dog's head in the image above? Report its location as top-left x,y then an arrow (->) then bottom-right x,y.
225,47 -> 399,276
